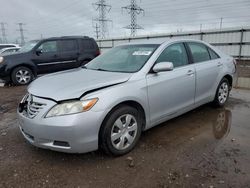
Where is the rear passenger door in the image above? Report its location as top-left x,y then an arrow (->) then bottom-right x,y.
57,39 -> 79,71
186,42 -> 222,104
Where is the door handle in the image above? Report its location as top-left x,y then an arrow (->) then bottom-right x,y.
217,62 -> 223,67
187,70 -> 194,76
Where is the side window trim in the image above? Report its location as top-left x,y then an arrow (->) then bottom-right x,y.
183,42 -> 194,64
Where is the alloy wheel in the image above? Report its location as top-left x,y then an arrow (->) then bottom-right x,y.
218,82 -> 229,104
16,69 -> 31,84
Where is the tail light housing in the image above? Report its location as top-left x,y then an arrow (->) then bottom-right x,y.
233,59 -> 237,73
233,59 -> 237,66
96,49 -> 101,56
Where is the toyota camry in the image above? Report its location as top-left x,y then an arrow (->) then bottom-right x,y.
18,39 -> 236,156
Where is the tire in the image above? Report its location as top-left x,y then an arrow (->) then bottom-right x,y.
213,78 -> 230,107
100,105 -> 142,156
11,66 -> 34,85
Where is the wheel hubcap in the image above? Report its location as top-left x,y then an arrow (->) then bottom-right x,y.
16,70 -> 31,84
215,112 -> 226,132
111,114 -> 138,150
218,82 -> 229,104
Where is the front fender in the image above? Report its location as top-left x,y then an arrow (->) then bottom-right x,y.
83,79 -> 151,129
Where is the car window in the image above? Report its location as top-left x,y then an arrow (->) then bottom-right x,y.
82,39 -> 94,49
156,43 -> 188,68
60,40 -> 78,52
208,47 -> 220,60
188,42 -> 210,63
38,41 -> 58,53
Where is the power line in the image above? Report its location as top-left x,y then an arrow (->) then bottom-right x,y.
17,23 -> 26,46
0,22 -> 8,44
93,0 -> 112,39
122,0 -> 145,37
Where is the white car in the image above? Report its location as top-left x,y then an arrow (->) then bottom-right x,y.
0,47 -> 20,55
0,44 -> 19,50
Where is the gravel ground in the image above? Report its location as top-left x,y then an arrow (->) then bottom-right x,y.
0,86 -> 250,188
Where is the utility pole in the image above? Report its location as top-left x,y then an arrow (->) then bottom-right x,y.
93,0 -> 112,39
93,23 -> 100,39
220,17 -> 223,30
122,0 -> 144,37
0,22 -> 8,43
17,23 -> 26,46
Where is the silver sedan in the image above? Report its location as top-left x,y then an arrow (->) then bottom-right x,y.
18,39 -> 236,156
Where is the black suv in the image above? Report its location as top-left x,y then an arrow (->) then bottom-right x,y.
0,36 -> 100,85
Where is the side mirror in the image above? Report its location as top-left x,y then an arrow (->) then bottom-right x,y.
36,49 -> 42,56
153,62 -> 174,73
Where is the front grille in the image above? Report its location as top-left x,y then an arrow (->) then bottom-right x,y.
27,101 -> 46,118
22,94 -> 47,118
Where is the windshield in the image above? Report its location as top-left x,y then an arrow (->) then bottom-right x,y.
85,44 -> 159,73
19,40 -> 39,53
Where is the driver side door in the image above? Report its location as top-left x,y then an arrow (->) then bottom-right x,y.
146,42 -> 196,126
32,40 -> 61,74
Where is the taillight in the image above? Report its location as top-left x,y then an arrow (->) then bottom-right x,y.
233,59 -> 237,73
233,59 -> 237,66
96,49 -> 101,56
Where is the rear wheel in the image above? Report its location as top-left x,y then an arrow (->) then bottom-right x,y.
100,105 -> 142,156
213,78 -> 230,107
11,66 -> 34,85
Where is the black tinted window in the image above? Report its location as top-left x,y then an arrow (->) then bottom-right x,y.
188,42 -> 210,63
156,43 -> 188,68
208,47 -> 220,60
60,40 -> 78,52
38,41 -> 58,53
82,39 -> 94,49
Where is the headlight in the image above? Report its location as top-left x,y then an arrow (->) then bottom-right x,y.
0,57 -> 4,63
46,98 -> 98,118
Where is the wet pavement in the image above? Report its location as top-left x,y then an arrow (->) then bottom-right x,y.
0,86 -> 250,188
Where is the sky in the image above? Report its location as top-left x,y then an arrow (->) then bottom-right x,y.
0,0 -> 250,43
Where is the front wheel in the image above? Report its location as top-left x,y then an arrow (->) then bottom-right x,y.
11,66 -> 34,85
213,78 -> 230,107
100,105 -> 142,156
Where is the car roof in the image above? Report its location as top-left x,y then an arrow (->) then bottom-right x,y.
1,47 -> 20,50
44,36 -> 92,40
117,39 -> 209,46
0,43 -> 19,46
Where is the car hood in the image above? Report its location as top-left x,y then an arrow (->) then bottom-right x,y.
2,51 -> 29,59
28,68 -> 132,101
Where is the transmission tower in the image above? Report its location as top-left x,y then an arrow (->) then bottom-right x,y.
0,22 -> 8,43
122,0 -> 144,37
17,23 -> 26,46
93,0 -> 112,39
93,23 -> 101,39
